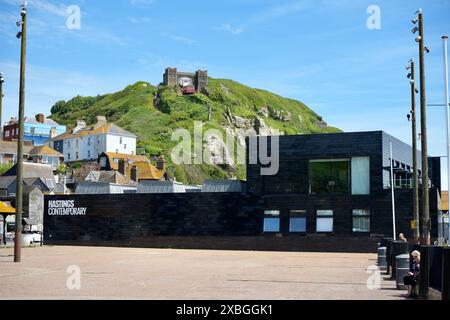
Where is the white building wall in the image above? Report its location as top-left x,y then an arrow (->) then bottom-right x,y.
63,133 -> 135,162
106,134 -> 136,155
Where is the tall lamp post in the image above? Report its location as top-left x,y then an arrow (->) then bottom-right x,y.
443,35 -> 449,223
407,59 -> 420,244
0,72 -> 4,139
14,1 -> 27,263
412,9 -> 431,245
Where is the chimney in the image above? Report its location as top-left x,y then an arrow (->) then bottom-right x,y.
96,116 -> 107,124
35,114 -> 45,124
156,155 -> 166,171
73,120 -> 86,133
118,159 -> 126,176
131,166 -> 138,182
50,128 -> 57,138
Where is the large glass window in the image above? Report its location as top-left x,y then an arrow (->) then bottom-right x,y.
352,209 -> 370,233
309,159 -> 350,194
351,157 -> 370,195
289,210 -> 307,233
263,210 -> 280,233
316,210 -> 333,232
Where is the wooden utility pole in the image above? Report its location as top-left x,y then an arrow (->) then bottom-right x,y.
408,60 -> 420,244
14,2 -> 27,263
417,10 -> 430,245
0,72 -> 3,140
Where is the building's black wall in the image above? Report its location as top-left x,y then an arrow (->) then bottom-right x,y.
43,131 -> 440,252
44,193 -> 260,243
44,188 -> 438,245
246,131 -> 384,197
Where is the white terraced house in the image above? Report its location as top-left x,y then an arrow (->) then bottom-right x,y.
48,116 -> 137,163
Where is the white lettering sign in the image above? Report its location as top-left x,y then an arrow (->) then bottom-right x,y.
48,200 -> 87,216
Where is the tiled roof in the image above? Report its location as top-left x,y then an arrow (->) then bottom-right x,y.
126,161 -> 165,181
24,117 -> 61,126
85,170 -> 137,186
106,153 -> 149,170
102,152 -> 165,181
0,140 -> 33,155
29,145 -> 63,157
54,123 -> 136,140
2,162 -> 55,181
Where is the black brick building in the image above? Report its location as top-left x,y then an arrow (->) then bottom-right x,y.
43,131 -> 441,252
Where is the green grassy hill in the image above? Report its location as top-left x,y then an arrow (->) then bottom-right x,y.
49,78 -> 341,184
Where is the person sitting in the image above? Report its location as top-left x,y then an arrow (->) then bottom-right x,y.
403,250 -> 420,298
399,233 -> 407,242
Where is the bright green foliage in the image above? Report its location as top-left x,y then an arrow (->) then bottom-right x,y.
49,78 -> 341,183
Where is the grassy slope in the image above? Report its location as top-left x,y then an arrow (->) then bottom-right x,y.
49,79 -> 341,184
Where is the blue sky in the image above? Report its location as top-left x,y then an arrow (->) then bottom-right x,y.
0,0 -> 450,186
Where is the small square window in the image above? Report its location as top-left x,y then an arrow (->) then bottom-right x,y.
289,210 -> 307,233
316,210 -> 333,232
263,210 -> 280,233
352,209 -> 370,233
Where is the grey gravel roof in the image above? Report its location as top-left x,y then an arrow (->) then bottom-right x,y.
75,182 -> 137,194
137,181 -> 201,194
201,180 -> 242,193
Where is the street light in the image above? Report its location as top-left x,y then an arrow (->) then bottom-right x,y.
412,8 -> 431,246
14,0 -> 27,263
0,72 -> 4,140
406,59 -> 420,245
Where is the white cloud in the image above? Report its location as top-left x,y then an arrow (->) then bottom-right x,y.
128,16 -> 152,24
221,24 -> 244,35
129,0 -> 155,6
160,32 -> 196,45
253,1 -> 310,22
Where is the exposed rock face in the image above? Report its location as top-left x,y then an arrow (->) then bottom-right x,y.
315,119 -> 328,129
258,107 -> 269,118
204,109 -> 280,167
254,117 -> 274,136
203,132 -> 234,165
271,109 -> 292,122
233,116 -> 251,129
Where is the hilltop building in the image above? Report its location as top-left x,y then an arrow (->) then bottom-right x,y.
47,116 -> 137,163
3,114 -> 66,146
163,67 -> 208,93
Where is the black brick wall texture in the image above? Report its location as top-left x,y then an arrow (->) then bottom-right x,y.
44,131 -> 440,252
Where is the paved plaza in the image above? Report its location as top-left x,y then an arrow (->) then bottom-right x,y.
0,246 -> 404,300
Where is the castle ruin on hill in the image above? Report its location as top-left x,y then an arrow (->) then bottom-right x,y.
162,67 -> 208,93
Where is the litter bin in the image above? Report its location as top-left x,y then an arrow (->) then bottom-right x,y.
396,254 -> 410,290
390,241 -> 409,279
378,247 -> 387,271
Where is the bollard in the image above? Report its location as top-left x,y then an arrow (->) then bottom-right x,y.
396,254 -> 410,290
443,248 -> 450,301
378,247 -> 387,271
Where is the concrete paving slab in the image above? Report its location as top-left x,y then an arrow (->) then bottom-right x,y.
0,246 -> 405,300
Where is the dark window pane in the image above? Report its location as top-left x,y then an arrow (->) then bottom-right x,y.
309,160 -> 349,194
264,218 -> 280,232
290,218 -> 307,232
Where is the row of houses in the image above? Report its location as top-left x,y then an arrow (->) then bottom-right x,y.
1,115 -> 137,163
1,114 -> 169,196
